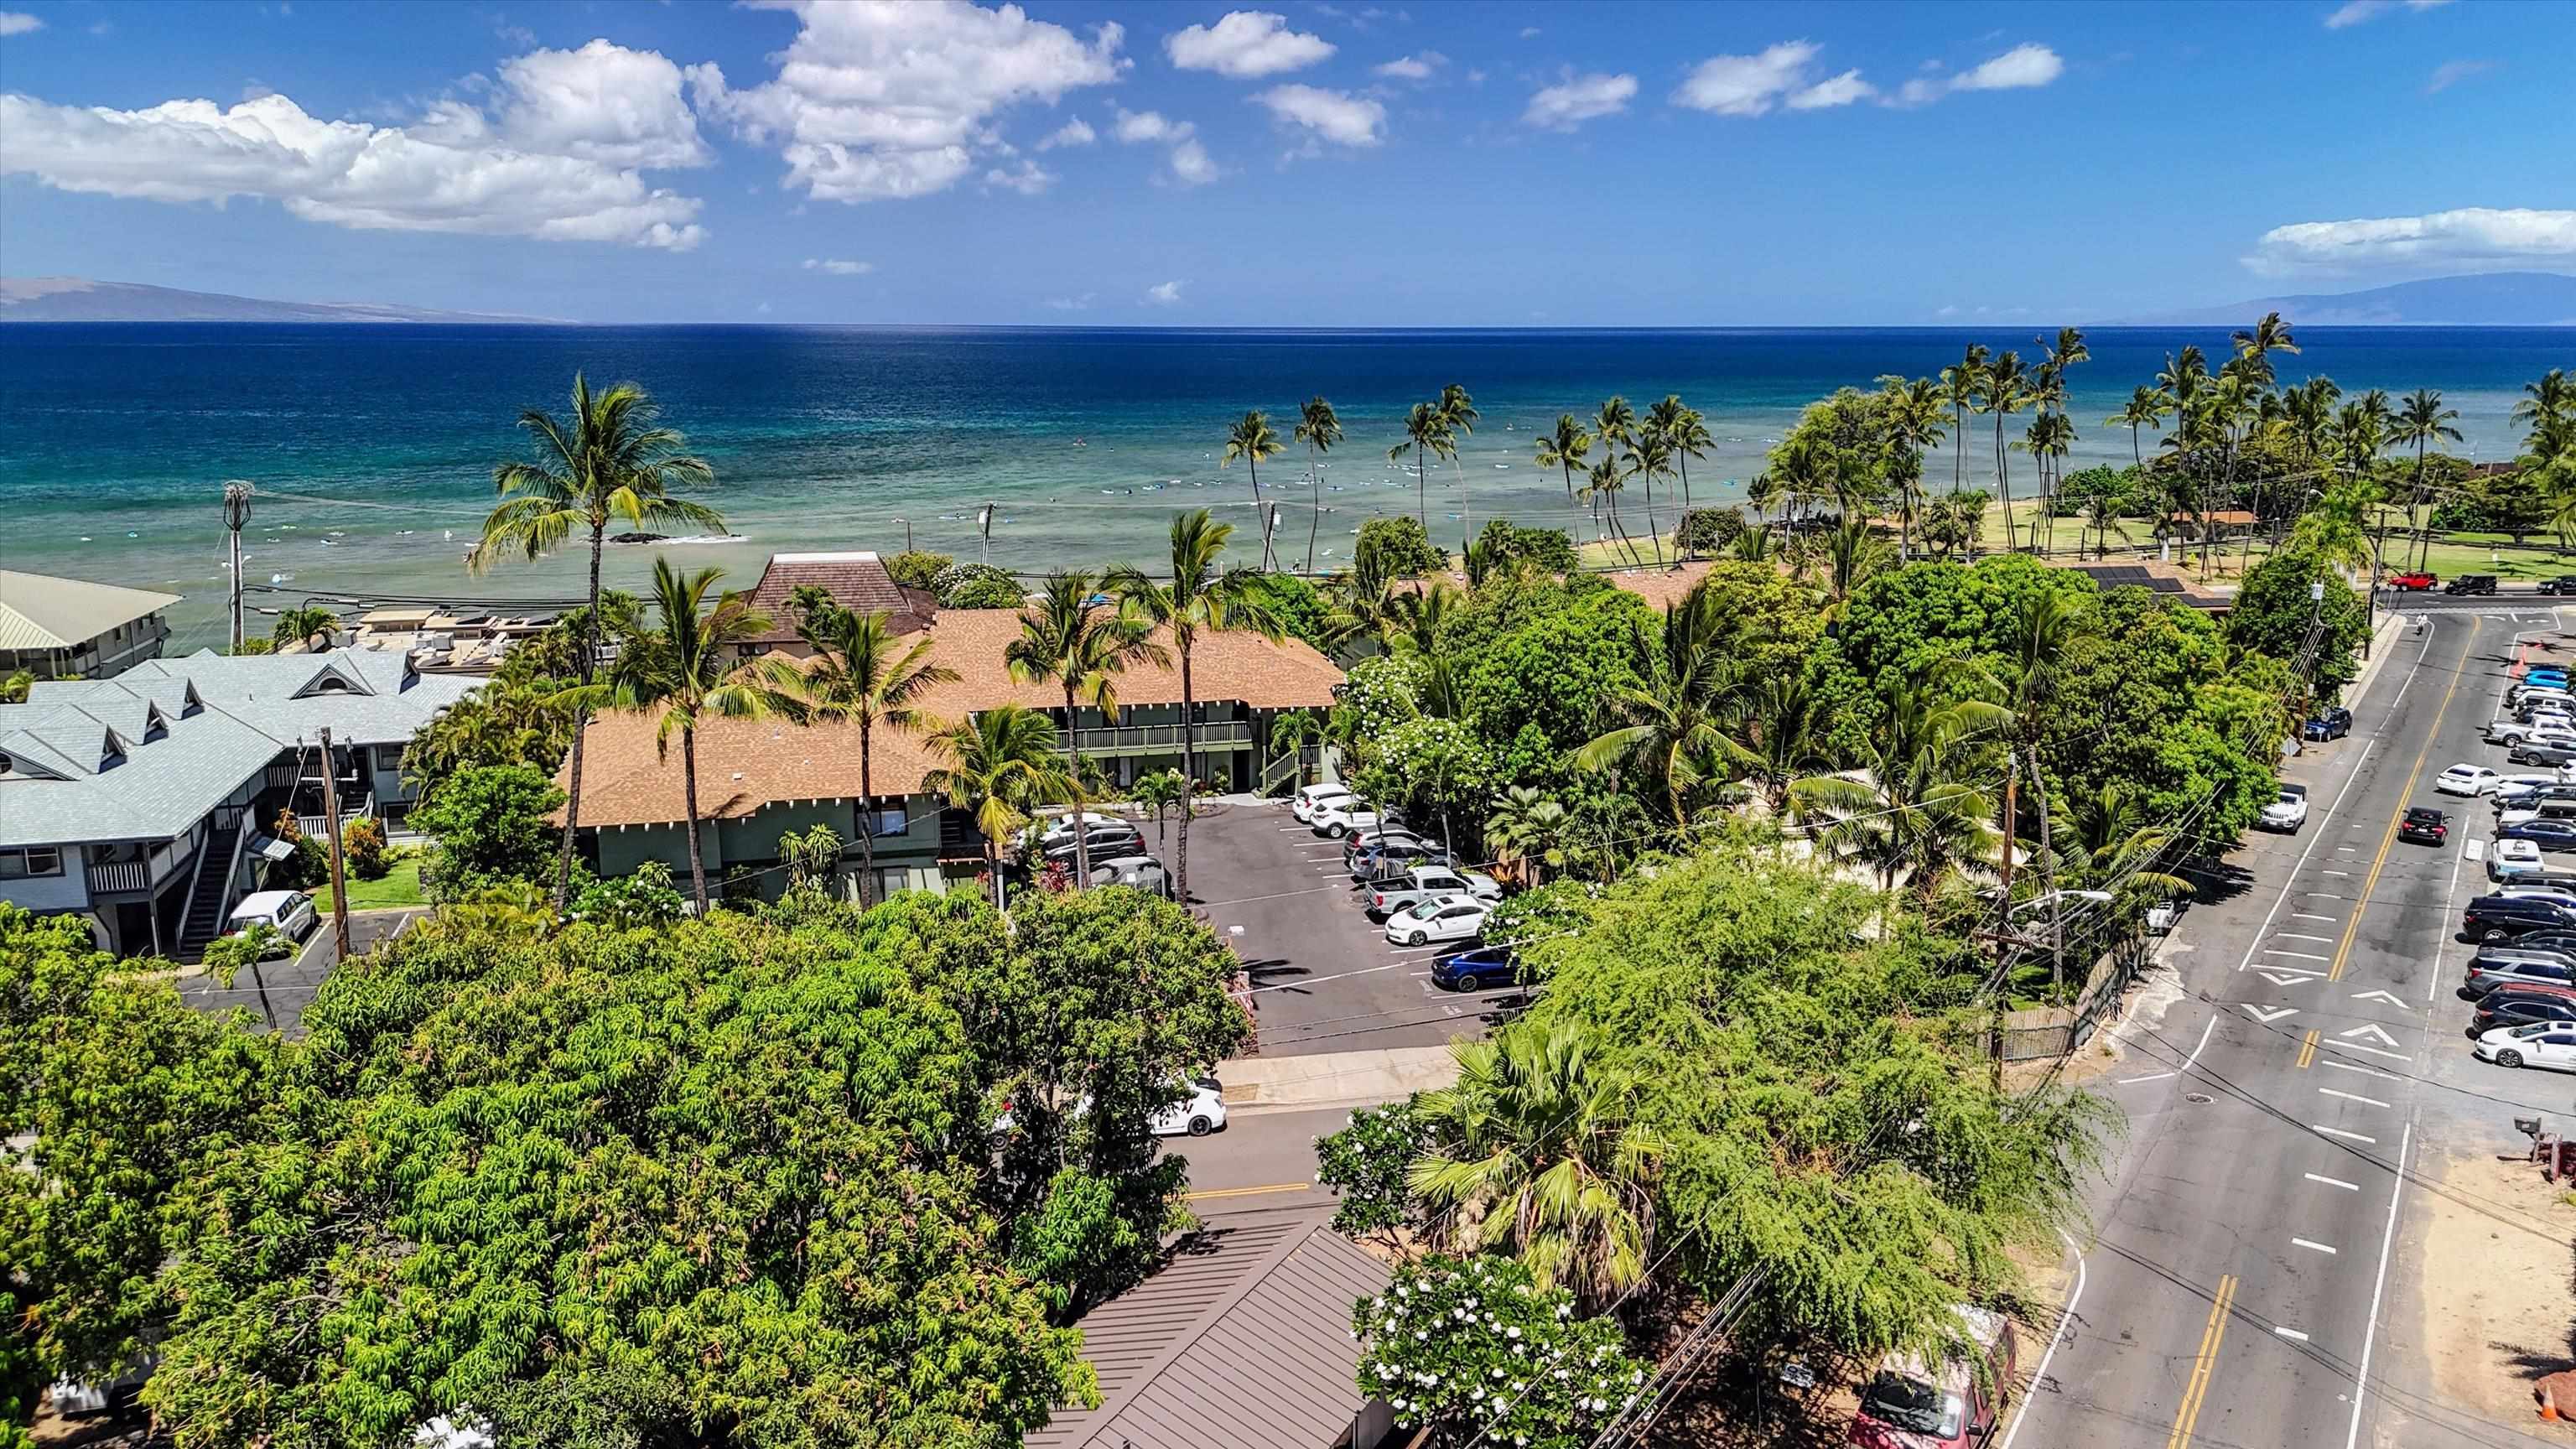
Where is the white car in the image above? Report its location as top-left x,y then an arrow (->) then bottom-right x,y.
2472,1021 -> 2576,1072
2435,764 -> 2503,797
2493,881 -> 2576,906
1385,892 -> 1490,946
1290,783 -> 1354,823
1148,1079 -> 1229,1137
1365,865 -> 1506,918
226,889 -> 317,949
2490,838 -> 2549,880
2257,784 -> 2309,832
1310,799 -> 1384,838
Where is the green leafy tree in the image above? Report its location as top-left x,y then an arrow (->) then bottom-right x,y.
767,607 -> 958,908
471,374 -> 719,909
932,561 -> 1027,610
2226,547 -> 2371,699
884,548 -> 953,591
408,763 -> 565,900
1354,1255 -> 1649,1449
1350,717 -> 1503,853
569,858 -> 687,928
1675,506 -> 1747,556
0,668 -> 32,704
1244,570 -> 1332,651
1355,514 -> 1448,578
922,704 -> 1076,911
1474,517 -> 1579,575
1005,571 -> 1167,885
1315,1097 -> 1429,1246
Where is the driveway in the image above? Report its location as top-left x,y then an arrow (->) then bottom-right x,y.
1180,801 -> 1526,1058
176,906 -> 423,1034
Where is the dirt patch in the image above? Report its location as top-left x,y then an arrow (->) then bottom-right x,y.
2412,1146 -> 2576,1431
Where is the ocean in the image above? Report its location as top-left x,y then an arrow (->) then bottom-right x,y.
1,324 -> 2566,643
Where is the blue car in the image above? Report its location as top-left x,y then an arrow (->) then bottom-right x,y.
1428,944 -> 1520,992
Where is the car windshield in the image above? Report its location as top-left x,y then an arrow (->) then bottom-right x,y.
1858,1373 -> 1964,1436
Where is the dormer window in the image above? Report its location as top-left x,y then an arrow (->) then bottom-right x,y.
312,676 -> 351,693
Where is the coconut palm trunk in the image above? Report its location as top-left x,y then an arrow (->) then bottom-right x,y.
558,524 -> 604,907
1306,442 -> 1324,573
857,717 -> 878,906
1995,413 -> 2014,553
681,724 -> 708,911
1176,647 -> 1196,904
1064,680 -> 1091,885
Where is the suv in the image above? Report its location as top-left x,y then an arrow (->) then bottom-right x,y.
2398,807 -> 2449,844
2470,989 -> 2576,1036
2258,784 -> 2309,832
2303,707 -> 2354,742
1346,828 -> 1449,873
1366,865 -> 1505,919
2387,570 -> 2438,591
2462,893 -> 2576,942
2511,740 -> 2576,767
2540,578 -> 2576,597
2462,955 -> 2576,999
1429,943 -> 1521,993
2444,574 -> 2499,596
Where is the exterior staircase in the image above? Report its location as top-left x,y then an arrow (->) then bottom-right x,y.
175,817 -> 245,959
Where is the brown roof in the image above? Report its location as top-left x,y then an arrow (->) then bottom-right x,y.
1025,1207 -> 1389,1449
1602,559 -> 1718,611
564,610 -> 1343,828
734,550 -> 937,643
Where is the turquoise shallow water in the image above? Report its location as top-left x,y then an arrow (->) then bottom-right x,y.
0,324 -> 2565,641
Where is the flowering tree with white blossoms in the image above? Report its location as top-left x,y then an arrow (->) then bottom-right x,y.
1353,1254 -> 1648,1449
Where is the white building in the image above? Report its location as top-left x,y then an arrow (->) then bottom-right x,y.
0,569 -> 179,680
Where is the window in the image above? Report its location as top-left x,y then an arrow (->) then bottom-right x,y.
867,807 -> 908,839
0,848 -> 65,879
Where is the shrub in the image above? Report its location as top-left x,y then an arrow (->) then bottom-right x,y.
340,817 -> 390,881
932,561 -> 1028,609
1476,518 -> 1579,574
1314,1097 -> 1427,1244
407,764 -> 564,900
1675,506 -> 1747,554
1357,516 -> 1449,578
885,549 -> 954,591
1354,1255 -> 1649,1449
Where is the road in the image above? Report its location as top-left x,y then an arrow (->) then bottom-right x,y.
1171,1104 -> 1348,1215
175,906 -> 422,1032
2010,606 -> 2570,1449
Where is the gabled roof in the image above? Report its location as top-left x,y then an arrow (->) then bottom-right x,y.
120,649 -> 476,746
1026,1208 -> 1390,1449
734,550 -> 938,643
906,610 -> 1343,715
0,570 -> 180,652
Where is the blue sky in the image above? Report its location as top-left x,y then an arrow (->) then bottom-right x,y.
1,0 -> 2568,325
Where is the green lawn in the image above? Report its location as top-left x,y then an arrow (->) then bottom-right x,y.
313,854 -> 427,912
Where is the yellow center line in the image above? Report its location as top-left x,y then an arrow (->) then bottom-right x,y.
2166,1273 -> 2239,1449
2295,1028 -> 2319,1069
1185,1181 -> 1312,1201
2327,617 -> 2480,982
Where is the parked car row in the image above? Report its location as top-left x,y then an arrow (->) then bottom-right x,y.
2454,655 -> 2576,1071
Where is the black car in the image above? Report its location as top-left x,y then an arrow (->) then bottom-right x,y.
2445,574 -> 2500,596
2398,806 -> 2449,844
1429,944 -> 1521,993
2303,707 -> 2355,742
2470,989 -> 2576,1036
2499,818 -> 2576,852
2540,578 -> 2576,597
2461,893 -> 2576,941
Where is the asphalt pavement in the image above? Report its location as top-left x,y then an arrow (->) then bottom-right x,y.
175,906 -> 422,1032
2007,607 -> 2570,1449
1169,1104 -> 1353,1216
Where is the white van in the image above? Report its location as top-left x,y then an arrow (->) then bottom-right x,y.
226,890 -> 317,948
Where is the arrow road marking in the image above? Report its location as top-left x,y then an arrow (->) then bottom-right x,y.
2350,989 -> 2409,1010
2257,969 -> 2324,986
2340,1023 -> 2402,1047
2244,1005 -> 2300,1024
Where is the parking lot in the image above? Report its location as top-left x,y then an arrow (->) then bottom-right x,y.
1180,799 -> 1525,1057
176,906 -> 423,1034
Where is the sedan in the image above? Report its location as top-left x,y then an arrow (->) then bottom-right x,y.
1147,1080 -> 1228,1137
2397,807 -> 2449,845
2435,764 -> 2503,797
2499,818 -> 2576,853
2541,579 -> 2576,598
2471,1021 -> 2576,1072
1429,944 -> 1522,993
2302,707 -> 2353,742
1384,893 -> 1490,947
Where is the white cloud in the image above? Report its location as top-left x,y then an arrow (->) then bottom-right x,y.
1167,137 -> 1218,185
1046,292 -> 1095,310
2423,58 -> 2496,93
1890,42 -> 2064,106
1788,69 -> 1875,109
2247,207 -> 2576,276
1518,26 -> 1540,39
1113,106 -> 1188,143
1374,50 -> 1444,80
1948,42 -> 2064,91
1147,279 -> 1187,304
494,38 -> 710,169
1672,40 -> 1820,117
983,158 -> 1055,194
1253,84 -> 1385,146
0,12 -> 44,35
0,73 -> 707,249
1036,116 -> 1095,149
692,0 -> 1124,204
1165,11 -> 1332,78
1111,106 -> 1218,185
803,257 -> 875,274
2324,0 -> 2452,28
1523,71 -> 1635,131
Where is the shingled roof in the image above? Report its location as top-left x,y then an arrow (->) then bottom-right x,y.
733,551 -> 937,643
1026,1207 -> 1389,1449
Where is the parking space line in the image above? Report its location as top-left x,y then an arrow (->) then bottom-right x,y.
2293,1238 -> 2339,1255
2265,948 -> 2330,961
2291,912 -> 2339,923
2319,1088 -> 2391,1109
2274,1327 -> 2312,1343
2306,1172 -> 2361,1192
2274,932 -> 2335,943
2312,1124 -> 2377,1144
2321,1058 -> 2397,1080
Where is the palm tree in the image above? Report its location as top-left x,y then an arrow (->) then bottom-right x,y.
1940,344 -> 1990,496
1581,454 -> 1637,564
1294,397 -> 1343,573
2016,411 -> 2076,553
1484,785 -> 1569,886
1965,590 -> 2080,982
1533,413 -> 1593,527
1437,384 -> 1479,543
1321,530 -> 1405,655
1623,428 -> 1673,565
2036,327 -> 2090,528
1572,577 -> 1742,828
576,558 -> 780,914
2392,388 -> 2464,570
1648,396 -> 1714,548
270,605 -> 339,652
766,607 -> 957,907
1409,1021 -> 1664,1311
2110,385 -> 2172,469
2229,309 -> 2299,387
2515,368 -> 2571,449
1791,684 -> 2000,897
1982,351 -> 2034,550
1389,402 -> 1450,534
921,704 -> 1075,911
1004,570 -> 1169,886
1221,409 -> 1286,569
1592,396 -> 1638,532
1731,522 -> 1775,563
1878,376 -> 1948,562
473,375 -> 720,908
1725,673 -> 1829,818
1131,767 -> 1188,854
1106,510 -> 1284,905
2082,491 -> 2134,560
1818,517 -> 1891,612
1381,579 -> 1461,657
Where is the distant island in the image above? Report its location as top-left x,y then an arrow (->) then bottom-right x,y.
0,277 -> 550,324
2111,271 -> 2576,327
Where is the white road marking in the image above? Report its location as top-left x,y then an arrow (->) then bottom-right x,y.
2307,1172 -> 2362,1191
2243,1005 -> 2299,1024
2350,989 -> 2410,1010
2336,846 -> 2360,854
2116,1071 -> 2178,1085
2293,1238 -> 2340,1254
2257,969 -> 2323,986
2340,1023 -> 2402,1046
2292,911 -> 2340,922
2312,1124 -> 2377,1143
2276,932 -> 2336,943
2266,948 -> 2332,961
2345,1122 -> 2416,1449
2321,870 -> 2355,877
2319,1088 -> 2392,1109
2275,1327 -> 2312,1342
2183,1015 -> 2220,1070
2322,1059 -> 2399,1081
2323,1039 -> 2412,1062
1996,1228 -> 2085,1449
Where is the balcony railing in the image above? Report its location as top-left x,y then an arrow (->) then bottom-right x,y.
1070,719 -> 1254,753
86,838 -> 190,894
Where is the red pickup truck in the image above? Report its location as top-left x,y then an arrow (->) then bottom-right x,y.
2388,570 -> 2438,590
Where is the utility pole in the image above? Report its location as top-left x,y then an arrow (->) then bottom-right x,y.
223,480 -> 255,652
317,726 -> 351,961
1996,750 -> 2019,942
977,503 -> 995,569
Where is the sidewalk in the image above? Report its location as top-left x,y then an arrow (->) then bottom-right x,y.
1219,1043 -> 1459,1114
